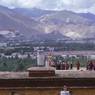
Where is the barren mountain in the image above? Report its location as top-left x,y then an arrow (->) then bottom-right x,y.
0,6 -> 95,42
0,6 -> 45,41
14,8 -> 56,18
39,10 -> 95,39
16,8 -> 95,39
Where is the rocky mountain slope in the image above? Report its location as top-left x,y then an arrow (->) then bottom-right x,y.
38,10 -> 95,39
14,8 -> 56,18
15,8 -> 95,39
0,6 -> 45,41
0,6 -> 95,42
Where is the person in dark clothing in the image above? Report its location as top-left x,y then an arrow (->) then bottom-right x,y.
56,62 -> 61,70
60,61 -> 65,70
63,62 -> 65,70
66,62 -> 69,70
93,60 -> 95,70
70,63 -> 73,70
86,61 -> 90,70
76,61 -> 80,70
89,61 -> 93,70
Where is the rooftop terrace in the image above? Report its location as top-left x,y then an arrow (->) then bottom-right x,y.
0,69 -> 95,79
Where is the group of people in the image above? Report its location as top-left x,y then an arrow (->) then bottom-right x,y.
52,61 -> 80,70
87,60 -> 95,70
51,60 -> 95,71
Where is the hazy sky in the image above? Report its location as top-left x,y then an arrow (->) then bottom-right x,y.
0,0 -> 95,13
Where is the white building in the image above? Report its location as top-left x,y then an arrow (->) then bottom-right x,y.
37,50 -> 45,66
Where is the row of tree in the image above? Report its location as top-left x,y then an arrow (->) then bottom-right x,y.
1,43 -> 95,54
0,57 -> 37,71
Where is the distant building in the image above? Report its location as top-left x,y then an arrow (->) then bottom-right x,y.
0,42 -> 7,47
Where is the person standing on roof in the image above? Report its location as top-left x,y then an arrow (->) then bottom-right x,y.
76,61 -> 80,70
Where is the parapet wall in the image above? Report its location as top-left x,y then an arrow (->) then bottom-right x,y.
0,77 -> 95,88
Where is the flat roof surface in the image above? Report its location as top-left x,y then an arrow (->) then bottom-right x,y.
0,70 -> 95,79
0,72 -> 28,79
27,67 -> 55,71
55,70 -> 95,78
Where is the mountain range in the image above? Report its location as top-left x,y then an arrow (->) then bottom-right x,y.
0,6 -> 95,42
